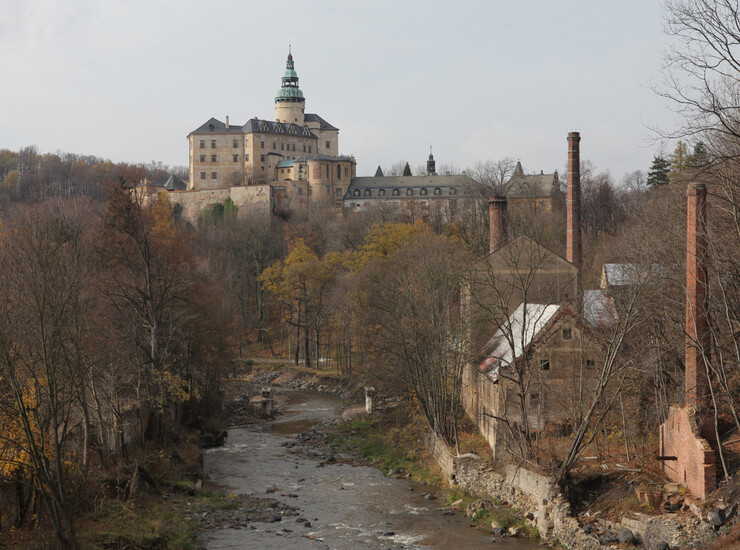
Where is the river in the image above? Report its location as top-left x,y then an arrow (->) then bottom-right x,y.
201,389 -> 543,549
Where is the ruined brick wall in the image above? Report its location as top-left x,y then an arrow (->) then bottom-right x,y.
659,405 -> 716,499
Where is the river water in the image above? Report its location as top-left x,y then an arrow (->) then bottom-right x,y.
202,389 -> 542,550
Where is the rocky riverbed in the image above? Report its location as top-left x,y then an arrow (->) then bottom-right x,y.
200,387 -> 542,549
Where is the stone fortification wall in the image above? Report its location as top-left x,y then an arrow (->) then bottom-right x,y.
168,185 -> 272,224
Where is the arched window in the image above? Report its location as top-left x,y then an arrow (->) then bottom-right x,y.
353,189 -> 360,197
364,189 -> 371,196
392,189 -> 399,196
406,188 -> 413,196
420,188 -> 427,195
337,164 -> 342,179
434,188 -> 441,195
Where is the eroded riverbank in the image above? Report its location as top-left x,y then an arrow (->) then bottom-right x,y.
201,388 -> 542,549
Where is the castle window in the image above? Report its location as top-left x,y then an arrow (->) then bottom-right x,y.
420,188 -> 427,195
273,142 -> 276,150
393,189 -> 399,196
232,139 -> 238,148
245,154 -> 249,161
325,141 -> 330,149
379,189 -> 385,196
200,172 -> 206,180
297,187 -> 303,195
434,188 -> 441,195
260,141 -> 265,149
303,145 -> 306,153
344,167 -> 348,177
336,188 -> 342,196
562,329 -> 572,340
211,154 -> 217,162
211,140 -> 216,148
233,155 -> 238,162
450,188 -> 456,195
539,359 -> 550,371
406,189 -> 413,196
211,172 -> 217,180
292,144 -> 296,152
529,392 -> 541,407
337,164 -> 341,179
199,154 -> 205,162
364,189 -> 371,196
260,154 -> 265,162
281,144 -> 285,151
261,166 -> 264,171
281,169 -> 284,174
353,189 -> 360,197
199,140 -> 205,149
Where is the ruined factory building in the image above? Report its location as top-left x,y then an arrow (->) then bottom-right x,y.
462,302 -> 600,460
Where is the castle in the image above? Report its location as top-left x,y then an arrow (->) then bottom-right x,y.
186,49 -> 355,210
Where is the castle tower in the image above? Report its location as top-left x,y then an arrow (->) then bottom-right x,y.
275,48 -> 305,125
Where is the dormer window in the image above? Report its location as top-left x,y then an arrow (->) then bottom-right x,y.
449,188 -> 456,195
353,189 -> 360,197
406,189 -> 413,196
392,189 -> 399,196
434,188 -> 441,195
379,189 -> 385,196
364,189 -> 371,196
209,124 -> 215,131
260,121 -> 268,131
420,188 -> 427,195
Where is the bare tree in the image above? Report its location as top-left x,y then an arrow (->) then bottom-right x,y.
468,158 -> 517,195
359,232 -> 471,445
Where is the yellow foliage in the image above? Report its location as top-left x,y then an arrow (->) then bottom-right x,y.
151,192 -> 175,239
336,221 -> 428,272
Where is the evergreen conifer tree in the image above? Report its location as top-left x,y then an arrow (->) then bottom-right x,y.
402,162 -> 412,176
647,155 -> 670,187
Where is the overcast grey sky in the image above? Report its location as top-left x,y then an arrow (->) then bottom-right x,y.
1,0 -> 677,180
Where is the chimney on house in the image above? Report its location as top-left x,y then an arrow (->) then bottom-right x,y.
685,182 -> 710,409
489,196 -> 507,253
225,115 -> 230,129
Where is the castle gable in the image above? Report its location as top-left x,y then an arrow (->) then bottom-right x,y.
188,117 -> 242,135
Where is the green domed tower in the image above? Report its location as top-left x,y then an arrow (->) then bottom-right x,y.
274,48 -> 305,125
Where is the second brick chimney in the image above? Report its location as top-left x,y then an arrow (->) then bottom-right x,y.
685,182 -> 710,409
489,196 -> 507,253
566,132 -> 582,269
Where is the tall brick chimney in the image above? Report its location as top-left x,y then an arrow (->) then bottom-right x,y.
489,196 -> 507,253
566,132 -> 582,269
685,182 -> 710,409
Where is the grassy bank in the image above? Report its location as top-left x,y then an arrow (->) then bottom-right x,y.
1,437 -> 246,549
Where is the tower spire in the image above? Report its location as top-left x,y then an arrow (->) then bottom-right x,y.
275,47 -> 305,124
427,146 -> 437,176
